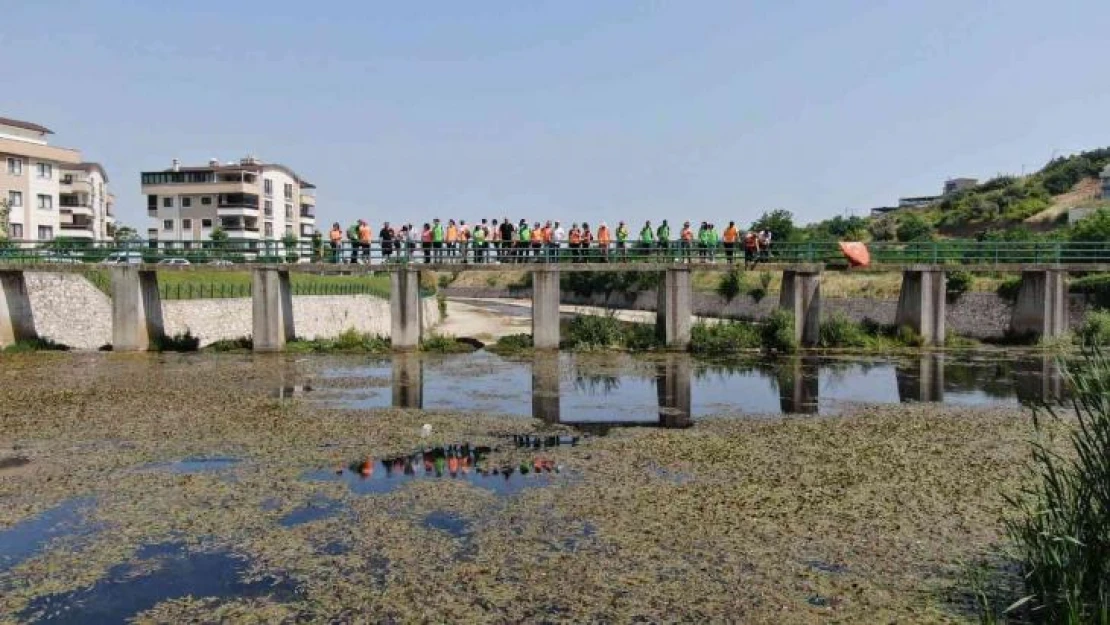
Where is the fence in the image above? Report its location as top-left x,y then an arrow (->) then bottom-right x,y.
6,239 -> 1110,267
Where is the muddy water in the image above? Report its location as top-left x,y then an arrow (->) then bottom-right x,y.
312,350 -> 1066,429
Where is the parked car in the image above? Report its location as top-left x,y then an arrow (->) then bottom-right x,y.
207,259 -> 234,266
157,258 -> 191,266
100,251 -> 143,265
41,254 -> 83,264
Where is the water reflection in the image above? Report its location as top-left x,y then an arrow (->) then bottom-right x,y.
314,350 -> 1069,424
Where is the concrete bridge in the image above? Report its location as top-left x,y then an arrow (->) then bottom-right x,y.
0,261 -> 1081,350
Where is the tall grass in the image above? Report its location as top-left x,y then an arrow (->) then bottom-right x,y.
562,313 -> 658,350
1001,349 -> 1110,623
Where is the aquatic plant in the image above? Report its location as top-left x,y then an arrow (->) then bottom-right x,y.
999,349 -> 1110,623
205,337 -> 254,352
818,314 -> 870,348
420,333 -> 476,353
286,328 -> 391,353
689,321 -> 761,354
1,337 -> 70,353
487,333 -> 533,354
152,331 -> 200,353
761,310 -> 797,353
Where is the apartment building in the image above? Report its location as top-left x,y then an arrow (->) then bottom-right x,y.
0,116 -> 114,241
142,156 -> 317,248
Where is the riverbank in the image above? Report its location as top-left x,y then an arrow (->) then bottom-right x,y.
0,352 -> 1043,622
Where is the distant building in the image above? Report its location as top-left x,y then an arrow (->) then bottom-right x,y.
897,195 -> 941,209
142,156 -> 317,248
1101,164 -> 1110,200
0,116 -> 114,241
869,206 -> 900,218
944,177 -> 978,195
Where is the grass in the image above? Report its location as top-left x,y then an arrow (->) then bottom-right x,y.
561,313 -> 660,351
420,332 -> 478,353
487,333 -> 534,354
1,337 -> 70,353
1077,310 -> 1110,347
84,269 -> 392,300
286,328 -> 391,353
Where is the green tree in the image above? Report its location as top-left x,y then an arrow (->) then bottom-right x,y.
282,232 -> 301,262
868,215 -> 898,241
1068,208 -> 1110,243
895,213 -> 933,242
750,209 -> 796,242
209,227 -> 229,243
113,225 -> 140,243
0,199 -> 9,239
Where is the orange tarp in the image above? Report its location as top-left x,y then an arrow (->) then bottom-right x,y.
839,241 -> 870,267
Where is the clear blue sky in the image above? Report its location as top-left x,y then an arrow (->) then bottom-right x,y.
3,0 -> 1108,230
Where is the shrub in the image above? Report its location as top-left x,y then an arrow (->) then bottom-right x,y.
761,310 -> 797,353
946,270 -> 973,300
690,321 -> 761,354
818,314 -> 870,348
996,276 -> 1022,303
1,337 -> 70,353
287,329 -> 390,353
716,271 -> 744,302
153,330 -> 200,352
420,333 -> 475,353
1001,350 -> 1110,623
206,337 -> 253,352
562,313 -> 660,351
1076,310 -> 1110,347
1071,273 -> 1110,309
489,333 -> 533,354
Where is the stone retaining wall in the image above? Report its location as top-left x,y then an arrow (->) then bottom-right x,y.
443,286 -> 1091,339
22,273 -> 440,349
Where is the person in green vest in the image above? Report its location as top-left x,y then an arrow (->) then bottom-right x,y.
638,221 -> 654,261
616,221 -> 630,261
518,219 -> 531,263
707,223 -> 719,263
656,219 -> 671,261
432,218 -> 444,262
346,221 -> 361,264
473,221 -> 487,264
697,221 -> 709,262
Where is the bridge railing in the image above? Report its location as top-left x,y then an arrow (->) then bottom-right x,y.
2,239 -> 1110,266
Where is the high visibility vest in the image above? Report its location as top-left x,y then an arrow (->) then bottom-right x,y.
446,226 -> 458,243
358,225 -> 371,243
569,230 -> 581,244
681,228 -> 693,242
474,227 -> 486,243
530,228 -> 543,243
582,230 -> 593,244
543,227 -> 553,243
330,229 -> 343,243
432,224 -> 444,242
617,227 -> 629,242
519,226 -> 530,242
597,226 -> 611,244
639,227 -> 653,243
657,226 -> 670,241
723,226 -> 738,243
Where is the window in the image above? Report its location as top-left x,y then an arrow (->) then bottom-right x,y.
6,158 -> 22,175
148,195 -> 158,210
201,196 -> 212,205
162,197 -> 173,208
182,197 -> 192,208
263,178 -> 273,196
182,219 -> 192,230
182,241 -> 192,250
163,219 -> 174,231
285,225 -> 294,236
264,199 -> 273,216
140,171 -> 216,185
201,218 -> 213,229
9,223 -> 23,239
283,183 -> 293,200
264,222 -> 274,237
37,226 -> 53,240
36,194 -> 52,210
284,204 -> 293,220
8,191 -> 22,207
36,163 -> 52,179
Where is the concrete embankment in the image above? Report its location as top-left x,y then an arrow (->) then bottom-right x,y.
443,286 -> 1091,339
20,273 -> 440,349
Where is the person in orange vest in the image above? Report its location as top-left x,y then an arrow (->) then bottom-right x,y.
581,223 -> 595,262
743,229 -> 760,268
530,221 -> 544,261
568,223 -> 582,261
357,219 -> 372,265
445,219 -> 459,262
597,222 -> 611,263
679,221 -> 694,263
328,222 -> 343,264
542,221 -> 556,262
723,221 -> 739,265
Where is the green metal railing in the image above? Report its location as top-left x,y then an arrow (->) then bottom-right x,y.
3,239 -> 1110,267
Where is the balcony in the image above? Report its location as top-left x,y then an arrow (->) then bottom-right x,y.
299,208 -> 315,220
299,192 -> 315,207
59,198 -> 93,217
60,223 -> 96,240
217,205 -> 260,218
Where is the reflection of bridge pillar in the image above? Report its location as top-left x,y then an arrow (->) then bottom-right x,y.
0,271 -> 38,347
656,353 -> 692,427
895,267 -> 946,346
779,268 -> 822,347
390,268 -> 423,350
1014,354 -> 1064,404
252,268 -> 295,352
110,266 -> 165,352
532,267 -> 561,349
656,268 -> 692,349
1011,269 -> 1068,339
531,352 -> 561,423
777,357 -> 819,414
391,353 -> 424,409
896,354 -> 944,402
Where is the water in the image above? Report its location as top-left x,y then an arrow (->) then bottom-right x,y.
279,497 -> 347,527
303,443 -> 569,497
312,350 -> 1066,428
18,542 -> 296,624
146,457 -> 242,474
0,498 -> 100,573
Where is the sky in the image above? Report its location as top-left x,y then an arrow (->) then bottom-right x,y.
3,0 -> 1109,230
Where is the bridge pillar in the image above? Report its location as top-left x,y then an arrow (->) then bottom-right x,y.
390,268 -> 423,350
1011,269 -> 1068,339
531,352 -> 561,423
656,268 -> 692,349
532,267 -> 560,349
0,271 -> 38,347
252,268 -> 295,352
391,353 -> 424,409
779,268 -> 822,347
110,266 -> 165,351
656,354 -> 692,427
896,354 -> 944,402
895,267 -> 946,345
777,357 -> 819,414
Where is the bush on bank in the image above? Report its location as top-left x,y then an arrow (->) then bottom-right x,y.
1,337 -> 70,353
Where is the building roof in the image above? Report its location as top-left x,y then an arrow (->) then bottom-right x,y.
66,162 -> 109,183
151,161 -> 314,188
0,116 -> 54,135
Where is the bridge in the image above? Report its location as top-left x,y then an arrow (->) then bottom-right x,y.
0,239 -> 1101,351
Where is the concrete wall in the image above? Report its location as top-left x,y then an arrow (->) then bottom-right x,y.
443,286 -> 1091,340
19,273 -> 440,349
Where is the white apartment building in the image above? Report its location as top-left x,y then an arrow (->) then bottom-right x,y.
0,116 -> 114,242
142,156 -> 317,248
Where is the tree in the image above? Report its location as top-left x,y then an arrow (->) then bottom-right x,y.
750,209 -> 796,242
282,232 -> 301,262
895,213 -> 934,242
113,225 -> 140,243
0,199 -> 10,239
868,215 -> 898,241
209,227 -> 229,243
1069,208 -> 1110,243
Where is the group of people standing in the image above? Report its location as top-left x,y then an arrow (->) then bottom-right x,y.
326,218 -> 773,267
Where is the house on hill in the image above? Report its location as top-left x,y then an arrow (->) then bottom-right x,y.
1101,164 -> 1110,200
